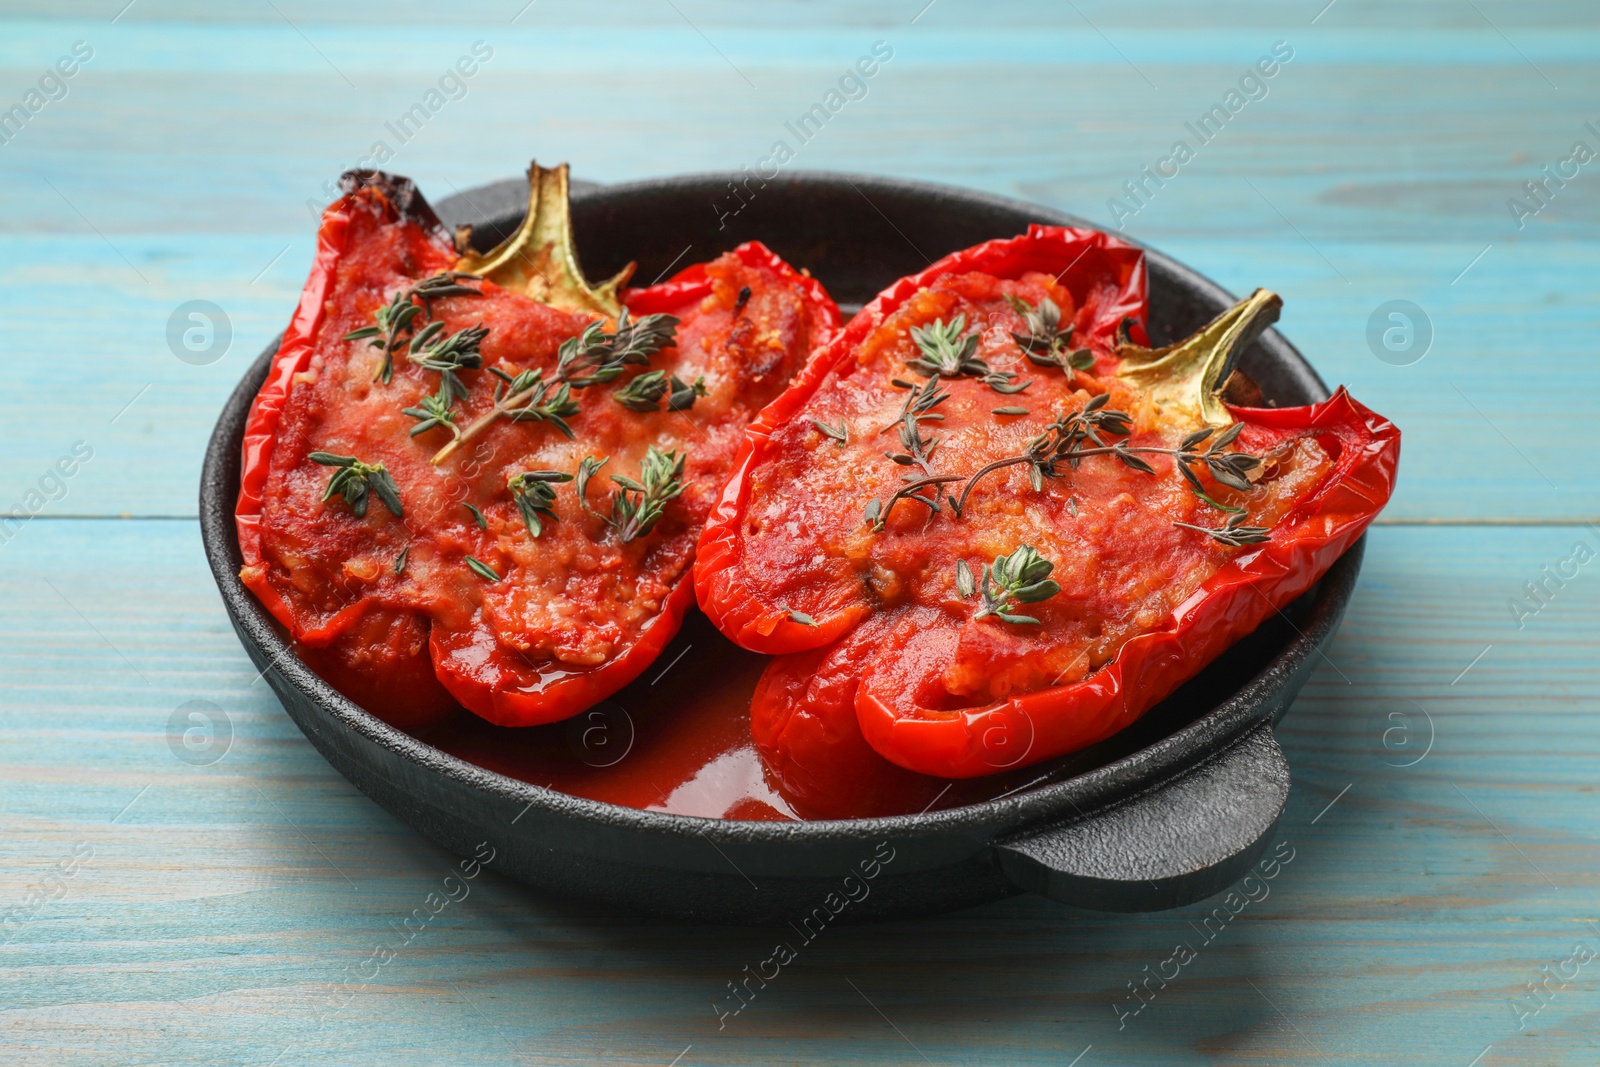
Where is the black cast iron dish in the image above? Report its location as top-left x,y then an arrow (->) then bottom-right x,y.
200,172 -> 1360,924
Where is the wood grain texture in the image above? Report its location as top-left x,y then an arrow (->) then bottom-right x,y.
4,521 -> 1597,1065
1,2 -> 1598,1064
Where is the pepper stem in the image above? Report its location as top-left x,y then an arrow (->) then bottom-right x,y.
1115,288 -> 1282,427
453,161 -> 633,318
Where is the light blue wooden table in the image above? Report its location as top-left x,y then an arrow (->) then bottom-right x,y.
3,2 -> 1598,1064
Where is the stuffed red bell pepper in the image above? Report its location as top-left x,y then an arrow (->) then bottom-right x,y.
694,226 -> 1399,815
237,162 -> 839,730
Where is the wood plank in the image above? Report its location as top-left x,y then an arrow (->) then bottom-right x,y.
2,519 -> 1597,1065
2,232 -> 1593,523
4,3 -> 1599,1063
1,20 -> 1597,520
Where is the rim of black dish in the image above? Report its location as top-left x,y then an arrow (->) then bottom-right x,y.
201,169 -> 1349,846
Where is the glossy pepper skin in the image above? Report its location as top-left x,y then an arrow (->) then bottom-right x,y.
694,226 -> 1399,816
237,168 -> 839,731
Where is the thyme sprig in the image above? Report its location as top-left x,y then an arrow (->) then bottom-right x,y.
508,469 -> 573,538
430,311 -> 678,464
432,367 -> 579,463
957,546 -> 1062,625
555,310 -> 680,388
513,450 -> 684,544
1170,423 -> 1262,493
1174,512 -> 1271,547
494,368 -> 579,435
406,320 -> 488,404
401,385 -> 461,440
865,377 -> 964,531
575,455 -> 608,520
614,371 -> 669,412
344,271 -> 483,383
604,446 -> 686,543
864,474 -> 965,530
907,315 -> 1028,394
952,396 -> 1267,539
614,369 -> 707,412
877,375 -> 950,435
886,389 -> 943,474
1005,294 -> 1094,374
309,452 -> 403,518
952,393 -> 1128,511
668,374 -> 708,411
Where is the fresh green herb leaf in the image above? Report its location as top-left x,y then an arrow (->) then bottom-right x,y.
1006,293 -> 1094,373
394,546 -> 409,574
409,270 -> 485,305
575,455 -> 608,520
907,314 -> 1028,394
309,452 -> 402,519
992,406 -> 1029,416
465,555 -> 501,582
666,374 -> 707,411
464,502 -> 487,529
367,469 -> 402,518
972,545 -> 1061,625
555,309 -> 680,388
1110,441 -> 1158,475
407,320 -> 488,404
604,446 -> 686,543
908,315 -> 980,377
614,369 -> 707,413
615,369 -> 670,411
498,372 -> 580,438
508,469 -> 574,539
787,609 -> 818,626
864,374 -> 969,531
436,367 -> 578,463
347,271 -> 482,383
1174,513 -> 1271,547
401,385 -> 462,440
1188,486 -> 1247,515
431,363 -> 585,464
952,398 -> 1265,546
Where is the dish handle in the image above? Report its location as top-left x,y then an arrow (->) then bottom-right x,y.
993,723 -> 1289,912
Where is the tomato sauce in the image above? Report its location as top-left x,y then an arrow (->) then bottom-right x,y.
420,611 -> 790,819
422,608 -> 1177,821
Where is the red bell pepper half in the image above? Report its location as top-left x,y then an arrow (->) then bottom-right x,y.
237,164 -> 839,731
694,226 -> 1399,815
